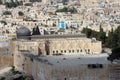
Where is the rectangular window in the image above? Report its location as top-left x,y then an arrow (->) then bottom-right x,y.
72,50 -> 74,52
69,50 -> 71,53
64,50 -> 66,53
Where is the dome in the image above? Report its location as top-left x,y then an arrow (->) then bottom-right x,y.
16,26 -> 31,37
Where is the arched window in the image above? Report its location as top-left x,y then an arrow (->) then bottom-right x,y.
88,49 -> 90,52
69,50 -> 71,53
64,50 -> 66,53
53,51 -> 55,54
72,50 -> 74,53
81,50 -> 82,52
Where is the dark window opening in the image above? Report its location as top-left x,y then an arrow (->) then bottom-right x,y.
85,49 -> 87,52
81,50 -> 82,52
64,50 -> 66,53
30,58 -> 33,62
69,50 -> 71,53
56,50 -> 58,53
72,50 -> 74,52
88,49 -> 90,52
88,64 -> 103,69
65,78 -> 66,80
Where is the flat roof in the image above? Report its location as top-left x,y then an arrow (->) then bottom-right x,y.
17,34 -> 86,39
38,54 -> 111,67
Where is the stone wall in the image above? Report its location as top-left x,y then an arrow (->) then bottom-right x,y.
48,38 -> 102,55
14,52 -> 120,80
12,36 -> 102,56
0,48 -> 13,70
14,53 -> 108,80
0,54 -> 13,69
32,59 -> 109,80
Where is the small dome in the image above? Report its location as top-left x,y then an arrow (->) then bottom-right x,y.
17,26 -> 31,37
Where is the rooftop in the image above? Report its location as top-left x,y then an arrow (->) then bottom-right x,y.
38,54 -> 111,67
17,34 -> 86,39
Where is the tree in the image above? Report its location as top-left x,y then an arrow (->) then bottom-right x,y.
81,27 -> 107,44
68,7 -> 77,13
32,26 -> 40,35
106,26 -> 120,48
0,0 -> 2,4
108,47 -> 120,62
115,26 -> 120,47
53,23 -> 56,27
98,26 -> 107,44
5,1 -> 23,8
3,11 -> 12,15
18,11 -> 24,16
29,0 -> 41,2
0,21 -> 7,25
56,7 -> 68,12
81,28 -> 92,38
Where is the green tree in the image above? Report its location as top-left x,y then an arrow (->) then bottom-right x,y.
98,26 -> 107,44
30,0 -> 41,2
32,26 -> 40,35
81,27 -> 107,44
0,77 -> 5,80
3,11 -> 12,15
106,26 -> 120,48
108,47 -> 120,62
69,7 -> 77,13
5,1 -> 23,8
56,7 -> 68,12
0,0 -> 2,4
0,21 -> 7,25
81,28 -> 92,38
18,11 -> 24,16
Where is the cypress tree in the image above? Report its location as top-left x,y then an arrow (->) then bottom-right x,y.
32,26 -> 40,35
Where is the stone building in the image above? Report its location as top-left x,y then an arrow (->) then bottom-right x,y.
13,51 -> 111,80
9,27 -> 120,80
12,27 -> 102,56
13,34 -> 102,56
9,26 -> 104,80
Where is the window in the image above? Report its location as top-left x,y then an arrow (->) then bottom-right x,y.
56,50 -> 58,53
72,50 -> 74,52
80,50 -> 82,52
65,78 -> 66,80
77,50 -> 79,52
30,58 -> 33,62
53,51 -> 55,54
88,64 -> 103,69
64,50 -> 66,53
69,50 -> 71,53
25,57 -> 27,60
88,49 -> 90,52
61,50 -> 63,53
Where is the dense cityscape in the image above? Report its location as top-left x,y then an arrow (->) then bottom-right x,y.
0,0 -> 120,80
